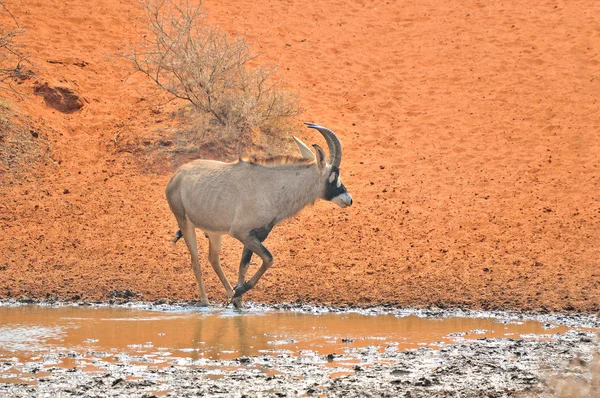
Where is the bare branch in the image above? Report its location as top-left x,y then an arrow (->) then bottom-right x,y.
126,0 -> 300,138
0,1 -> 19,28
0,2 -> 31,96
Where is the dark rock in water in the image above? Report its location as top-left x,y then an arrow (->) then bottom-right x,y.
111,378 -> 125,387
108,289 -> 140,300
18,296 -> 35,304
414,377 -> 433,387
390,369 -> 410,376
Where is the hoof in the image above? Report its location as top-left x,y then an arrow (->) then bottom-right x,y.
232,281 -> 253,298
232,297 -> 244,309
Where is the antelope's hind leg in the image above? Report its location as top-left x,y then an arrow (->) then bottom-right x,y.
180,221 -> 209,306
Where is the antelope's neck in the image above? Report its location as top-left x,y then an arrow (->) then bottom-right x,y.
272,166 -> 323,224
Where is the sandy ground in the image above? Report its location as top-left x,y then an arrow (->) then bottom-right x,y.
1,0 -> 599,311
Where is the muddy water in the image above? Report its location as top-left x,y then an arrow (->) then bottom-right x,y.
0,305 -> 569,385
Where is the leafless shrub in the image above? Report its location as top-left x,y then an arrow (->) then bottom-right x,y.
0,1 -> 30,94
129,0 -> 300,143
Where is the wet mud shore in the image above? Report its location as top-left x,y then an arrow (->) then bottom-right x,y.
3,333 -> 600,397
0,303 -> 598,397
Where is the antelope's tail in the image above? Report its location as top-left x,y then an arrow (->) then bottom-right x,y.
172,228 -> 183,244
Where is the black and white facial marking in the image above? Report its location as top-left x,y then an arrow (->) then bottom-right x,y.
324,166 -> 353,208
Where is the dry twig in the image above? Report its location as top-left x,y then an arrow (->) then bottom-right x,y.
0,0 -> 31,95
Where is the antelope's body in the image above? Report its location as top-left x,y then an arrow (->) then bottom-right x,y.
167,158 -> 322,235
166,123 -> 352,308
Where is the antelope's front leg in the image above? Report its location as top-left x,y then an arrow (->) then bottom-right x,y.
231,247 -> 253,308
232,230 -> 273,300
232,281 -> 254,298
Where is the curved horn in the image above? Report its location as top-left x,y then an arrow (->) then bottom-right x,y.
293,136 -> 316,161
304,122 -> 342,167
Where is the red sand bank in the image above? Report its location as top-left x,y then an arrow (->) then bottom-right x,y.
1,0 -> 599,311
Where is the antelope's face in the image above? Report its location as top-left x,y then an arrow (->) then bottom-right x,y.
298,122 -> 353,208
325,166 -> 353,208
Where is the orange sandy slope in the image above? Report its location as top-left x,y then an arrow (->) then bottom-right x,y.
1,0 -> 599,311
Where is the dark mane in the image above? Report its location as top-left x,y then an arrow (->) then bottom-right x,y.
238,155 -> 314,167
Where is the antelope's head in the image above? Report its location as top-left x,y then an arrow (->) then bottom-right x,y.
294,123 -> 353,208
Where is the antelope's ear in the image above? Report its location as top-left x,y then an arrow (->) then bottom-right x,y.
293,136 -> 316,161
313,144 -> 327,169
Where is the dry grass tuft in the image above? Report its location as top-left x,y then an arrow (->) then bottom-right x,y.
0,100 -> 48,177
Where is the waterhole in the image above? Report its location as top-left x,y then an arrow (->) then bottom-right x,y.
0,304 -> 577,387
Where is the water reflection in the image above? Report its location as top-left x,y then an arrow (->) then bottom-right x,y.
0,305 -> 568,365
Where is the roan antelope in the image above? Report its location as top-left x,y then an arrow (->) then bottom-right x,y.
166,122 -> 353,308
